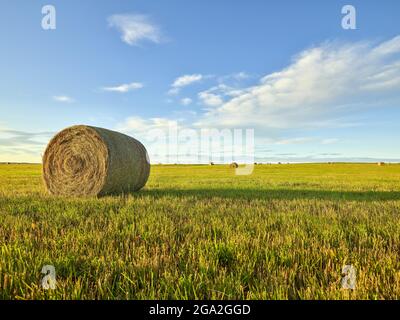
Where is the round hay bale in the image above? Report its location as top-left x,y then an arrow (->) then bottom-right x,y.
378,162 -> 385,166
209,162 -> 215,166
42,125 -> 150,196
230,162 -> 238,168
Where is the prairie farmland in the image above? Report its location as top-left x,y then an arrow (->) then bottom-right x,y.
0,163 -> 399,299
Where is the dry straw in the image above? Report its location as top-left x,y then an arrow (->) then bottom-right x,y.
42,125 -> 150,196
230,162 -> 239,168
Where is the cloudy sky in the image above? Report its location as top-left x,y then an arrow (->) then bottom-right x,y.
1,0 -> 400,163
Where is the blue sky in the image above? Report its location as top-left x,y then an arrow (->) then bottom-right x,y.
0,0 -> 400,163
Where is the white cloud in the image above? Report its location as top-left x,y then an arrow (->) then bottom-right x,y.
116,117 -> 179,163
167,87 -> 180,95
197,83 -> 247,107
198,91 -> 224,107
115,116 -> 255,164
114,36 -> 400,163
180,98 -> 193,106
53,95 -> 74,103
172,74 -> 203,88
197,36 -> 400,129
198,84 -> 245,104
108,14 -> 162,46
219,72 -> 251,83
102,82 -> 144,93
0,129 -> 54,163
117,116 -> 177,135
233,72 -> 250,80
169,74 -> 203,95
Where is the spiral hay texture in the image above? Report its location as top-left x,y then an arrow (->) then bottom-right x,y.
43,125 -> 150,196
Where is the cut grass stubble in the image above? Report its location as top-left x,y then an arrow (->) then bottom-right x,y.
0,163 -> 399,299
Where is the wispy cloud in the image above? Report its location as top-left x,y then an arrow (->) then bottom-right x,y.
108,14 -> 162,46
117,116 -> 179,138
197,84 -> 246,107
180,98 -> 193,106
0,129 -> 54,162
53,95 -> 74,103
113,36 -> 400,163
198,91 -> 223,107
172,74 -> 203,88
168,74 -> 203,95
218,71 -> 251,83
196,36 -> 400,130
102,82 -> 144,93
232,72 -> 250,80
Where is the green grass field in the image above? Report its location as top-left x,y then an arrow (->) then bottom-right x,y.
0,163 -> 399,299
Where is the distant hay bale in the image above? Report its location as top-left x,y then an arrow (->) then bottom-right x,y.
209,162 -> 215,166
230,162 -> 239,168
42,125 -> 150,196
378,162 -> 385,166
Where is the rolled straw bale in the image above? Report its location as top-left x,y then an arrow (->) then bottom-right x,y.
230,162 -> 239,168
42,125 -> 150,196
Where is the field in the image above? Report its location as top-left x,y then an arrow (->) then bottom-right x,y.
0,163 -> 399,300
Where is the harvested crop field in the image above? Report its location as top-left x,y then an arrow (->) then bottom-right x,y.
0,163 -> 399,299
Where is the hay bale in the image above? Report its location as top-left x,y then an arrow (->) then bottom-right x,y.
378,162 -> 385,166
230,162 -> 238,168
42,125 -> 150,196
209,162 -> 215,166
